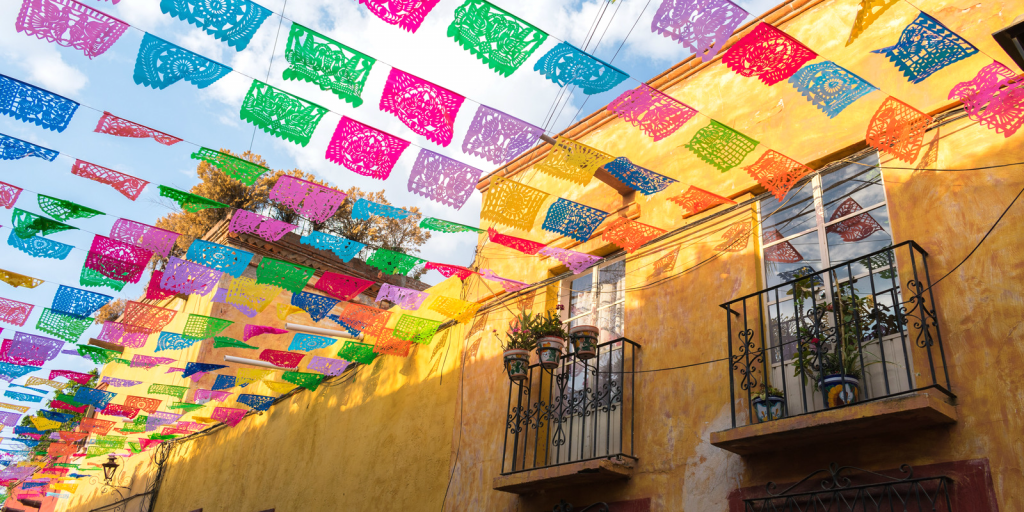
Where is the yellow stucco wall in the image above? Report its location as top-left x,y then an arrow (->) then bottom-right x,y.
51,0 -> 1024,510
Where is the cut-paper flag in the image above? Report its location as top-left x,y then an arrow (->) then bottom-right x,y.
365,249 -> 426,276
356,0 -> 439,33
325,117 -> 410,181
865,97 -> 931,164
351,198 -> 412,220
299,231 -> 365,262
229,210 -> 295,242
376,283 -> 429,310
788,61 -> 876,119
0,133 -> 58,162
480,177 -> 549,231
95,111 -> 182,145
0,74 -> 79,132
462,105 -> 543,165
408,149 -> 482,210
268,175 -> 347,223
685,120 -> 758,172
158,185 -> 229,212
72,160 -> 149,201
743,150 -> 813,201
192,147 -> 270,186
542,198 -> 607,242
533,42 -> 629,94
651,0 -> 747,62
283,23 -> 376,107
240,80 -> 327,147
160,256 -> 222,296
380,68 -> 465,147
535,136 -> 615,186
602,217 -> 666,253
447,0 -> 547,76
159,0 -> 271,51
134,33 -> 232,89
871,13 -> 977,84
185,240 -> 253,278
722,23 -> 817,86
16,0 -> 128,58
669,186 -> 736,216
291,291 -> 339,322
607,84 -> 697,141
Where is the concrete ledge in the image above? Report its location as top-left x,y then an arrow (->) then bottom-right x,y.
710,392 -> 957,456
492,458 -> 635,495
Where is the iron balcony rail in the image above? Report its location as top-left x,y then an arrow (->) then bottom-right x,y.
721,241 -> 953,428
744,463 -> 953,512
501,338 -> 639,475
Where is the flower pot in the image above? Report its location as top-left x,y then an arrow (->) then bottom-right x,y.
503,349 -> 531,382
536,336 -> 565,369
751,396 -> 785,423
569,325 -> 599,360
823,374 -> 860,408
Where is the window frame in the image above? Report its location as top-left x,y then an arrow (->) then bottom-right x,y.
756,153 -> 895,303
559,256 -> 626,340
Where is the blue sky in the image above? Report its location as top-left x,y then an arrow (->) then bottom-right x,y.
0,0 -> 775,421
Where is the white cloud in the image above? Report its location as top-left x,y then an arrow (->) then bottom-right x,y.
0,0 -> 89,95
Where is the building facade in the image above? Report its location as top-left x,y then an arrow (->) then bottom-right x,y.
52,0 -> 1024,510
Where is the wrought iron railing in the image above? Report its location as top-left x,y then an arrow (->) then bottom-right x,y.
743,463 -> 952,511
721,241 -> 953,428
500,338 -> 639,475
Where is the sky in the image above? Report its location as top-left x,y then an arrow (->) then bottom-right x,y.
0,0 -> 776,429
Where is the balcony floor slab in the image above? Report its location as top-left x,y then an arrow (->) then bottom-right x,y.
710,392 -> 957,456
493,458 -> 635,495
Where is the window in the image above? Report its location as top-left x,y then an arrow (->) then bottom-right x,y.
757,153 -> 912,412
561,258 -> 625,343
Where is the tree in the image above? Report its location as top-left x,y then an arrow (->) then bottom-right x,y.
94,299 -> 126,325
155,150 -> 430,262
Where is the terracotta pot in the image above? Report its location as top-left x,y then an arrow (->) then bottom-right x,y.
503,349 -> 531,382
535,336 -> 565,370
823,375 -> 860,408
569,325 -> 599,360
752,396 -> 785,422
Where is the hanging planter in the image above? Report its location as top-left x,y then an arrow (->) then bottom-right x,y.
503,349 -> 531,382
532,307 -> 569,370
569,325 -> 599,360
536,336 -> 565,369
495,311 -> 538,382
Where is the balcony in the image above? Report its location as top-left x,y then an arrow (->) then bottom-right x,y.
711,241 -> 956,455
494,338 -> 640,494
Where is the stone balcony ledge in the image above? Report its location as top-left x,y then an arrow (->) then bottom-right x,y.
710,392 -> 957,456
493,458 -> 635,495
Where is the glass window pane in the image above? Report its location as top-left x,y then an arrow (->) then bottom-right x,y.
597,260 -> 625,310
760,180 -> 816,239
596,302 -> 624,342
764,232 -> 824,288
569,273 -> 593,325
826,206 -> 893,281
821,153 -> 884,220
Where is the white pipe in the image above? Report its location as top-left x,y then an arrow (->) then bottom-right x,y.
285,322 -> 363,340
223,355 -> 296,370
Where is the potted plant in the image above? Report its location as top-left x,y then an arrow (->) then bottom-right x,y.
569,324 -> 599,360
751,384 -> 785,422
790,280 -> 899,408
496,310 -> 536,382
531,307 -> 568,369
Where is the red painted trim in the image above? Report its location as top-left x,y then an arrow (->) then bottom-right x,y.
728,458 -> 999,512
